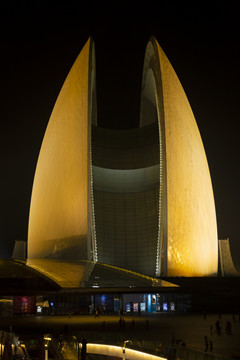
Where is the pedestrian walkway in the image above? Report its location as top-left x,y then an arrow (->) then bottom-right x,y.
1,313 -> 240,359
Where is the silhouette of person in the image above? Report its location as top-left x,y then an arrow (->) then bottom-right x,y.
215,320 -> 221,335
81,338 -> 87,360
209,340 -> 213,353
226,321 -> 232,335
204,336 -> 208,352
119,317 -> 122,328
210,324 -> 213,335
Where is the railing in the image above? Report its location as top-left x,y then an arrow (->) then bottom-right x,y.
50,339 -> 68,360
85,343 -> 165,359
68,337 -> 231,360
69,337 -> 166,360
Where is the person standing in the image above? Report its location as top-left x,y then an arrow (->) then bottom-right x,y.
81,338 -> 87,360
210,324 -> 213,336
209,339 -> 213,353
204,336 -> 209,352
95,309 -> 99,318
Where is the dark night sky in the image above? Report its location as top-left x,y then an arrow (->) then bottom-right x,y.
0,2 -> 239,268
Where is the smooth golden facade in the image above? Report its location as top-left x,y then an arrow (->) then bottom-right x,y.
28,38 -> 96,260
141,38 -> 218,276
28,36 -> 218,279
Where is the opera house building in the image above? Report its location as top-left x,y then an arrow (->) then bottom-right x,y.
1,37 -> 239,315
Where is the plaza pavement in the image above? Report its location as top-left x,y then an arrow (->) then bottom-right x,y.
1,313 -> 240,359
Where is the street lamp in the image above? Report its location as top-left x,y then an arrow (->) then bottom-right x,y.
77,342 -> 81,360
122,340 -> 130,360
44,335 -> 51,360
0,331 -> 3,360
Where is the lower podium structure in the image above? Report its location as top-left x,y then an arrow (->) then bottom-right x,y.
218,239 -> 239,277
27,37 -> 219,278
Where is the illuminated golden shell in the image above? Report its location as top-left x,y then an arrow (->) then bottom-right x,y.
28,38 -> 96,260
28,37 -> 218,277
141,37 -> 218,276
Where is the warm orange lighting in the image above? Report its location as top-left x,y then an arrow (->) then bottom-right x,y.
27,36 -> 218,279
28,38 -> 96,261
142,37 -> 218,276
80,343 -> 166,360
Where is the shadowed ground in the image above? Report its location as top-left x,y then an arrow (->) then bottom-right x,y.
1,313 -> 240,358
